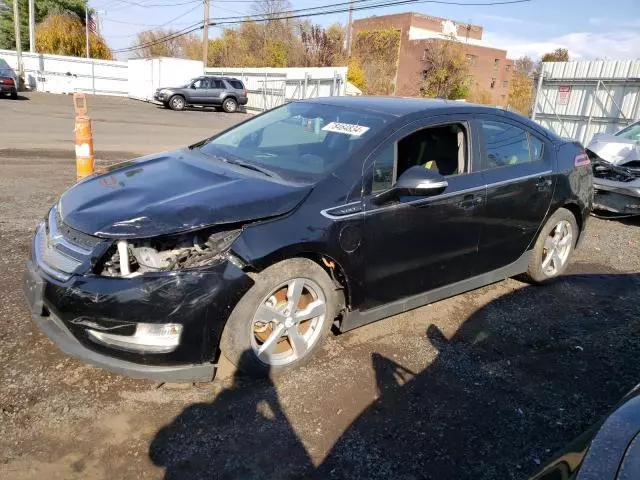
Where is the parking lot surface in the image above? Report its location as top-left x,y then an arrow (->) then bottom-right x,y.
1,93 -> 640,479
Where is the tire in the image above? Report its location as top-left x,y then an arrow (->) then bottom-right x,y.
222,97 -> 238,113
168,95 -> 185,111
220,258 -> 340,377
10,91 -> 17,99
525,207 -> 578,283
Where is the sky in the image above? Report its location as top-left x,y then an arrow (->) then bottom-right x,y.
90,0 -> 640,61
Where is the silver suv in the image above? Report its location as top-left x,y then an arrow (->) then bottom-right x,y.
154,76 -> 248,113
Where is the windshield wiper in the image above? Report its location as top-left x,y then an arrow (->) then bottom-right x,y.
222,158 -> 275,178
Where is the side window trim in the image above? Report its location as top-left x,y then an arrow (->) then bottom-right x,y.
364,116 -> 473,195
476,115 -> 543,171
526,131 -> 545,163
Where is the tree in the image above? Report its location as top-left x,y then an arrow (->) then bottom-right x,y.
36,13 -> 111,59
420,36 -> 470,99
541,48 -> 569,62
466,87 -> 492,105
352,27 -> 401,95
347,56 -> 366,91
0,0 -> 88,51
298,22 -> 345,67
507,56 -> 535,115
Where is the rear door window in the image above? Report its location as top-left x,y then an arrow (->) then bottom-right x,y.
480,121 -> 531,169
227,80 -> 244,89
211,79 -> 225,89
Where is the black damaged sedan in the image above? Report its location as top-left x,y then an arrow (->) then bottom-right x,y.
23,97 -> 593,381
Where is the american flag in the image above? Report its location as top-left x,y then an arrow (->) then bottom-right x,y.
88,14 -> 97,34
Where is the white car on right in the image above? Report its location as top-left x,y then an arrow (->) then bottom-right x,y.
587,120 -> 640,217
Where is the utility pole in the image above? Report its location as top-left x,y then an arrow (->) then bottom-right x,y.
346,0 -> 354,57
28,0 -> 35,53
85,7 -> 90,58
13,0 -> 24,81
203,0 -> 209,67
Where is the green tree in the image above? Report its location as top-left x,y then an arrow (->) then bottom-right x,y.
420,36 -> 470,99
0,0 -> 89,51
541,48 -> 569,62
36,13 -> 111,59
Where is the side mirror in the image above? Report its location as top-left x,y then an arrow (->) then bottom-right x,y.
394,165 -> 448,197
190,84 -> 197,89
373,165 -> 447,205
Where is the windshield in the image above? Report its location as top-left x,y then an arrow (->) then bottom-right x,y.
197,102 -> 390,182
616,122 -> 640,142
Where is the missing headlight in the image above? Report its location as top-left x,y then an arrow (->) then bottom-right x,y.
98,228 -> 242,277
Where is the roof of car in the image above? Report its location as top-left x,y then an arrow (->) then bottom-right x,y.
303,96 -> 498,117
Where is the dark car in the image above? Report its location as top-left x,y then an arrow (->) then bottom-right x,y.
0,72 -> 18,99
153,75 -> 248,112
532,383 -> 640,480
23,97 -> 593,381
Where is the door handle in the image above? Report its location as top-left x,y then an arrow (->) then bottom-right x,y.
536,178 -> 553,191
457,194 -> 483,210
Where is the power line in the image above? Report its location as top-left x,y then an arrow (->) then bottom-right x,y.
114,0 -> 531,53
102,2 -> 202,29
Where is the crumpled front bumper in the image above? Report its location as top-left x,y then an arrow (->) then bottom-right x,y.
593,177 -> 640,217
23,250 -> 253,382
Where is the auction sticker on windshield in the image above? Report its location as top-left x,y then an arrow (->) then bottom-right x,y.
322,122 -> 370,136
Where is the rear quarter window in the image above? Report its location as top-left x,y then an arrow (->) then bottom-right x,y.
227,80 -> 244,89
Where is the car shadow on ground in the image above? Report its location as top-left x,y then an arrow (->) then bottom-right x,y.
149,272 -> 640,480
2,95 -> 29,101
153,105 -> 248,114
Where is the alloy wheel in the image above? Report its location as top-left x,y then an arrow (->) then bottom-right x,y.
171,97 -> 184,110
223,99 -> 237,112
541,219 -> 573,276
250,278 -> 327,366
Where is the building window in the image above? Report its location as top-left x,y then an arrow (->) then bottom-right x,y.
505,64 -> 511,71
490,78 -> 496,89
493,59 -> 500,69
503,80 -> 508,88
466,54 -> 478,66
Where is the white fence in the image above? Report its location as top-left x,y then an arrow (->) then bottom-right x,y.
128,57 -> 204,102
0,49 -> 128,96
205,66 -> 348,111
532,60 -> 640,144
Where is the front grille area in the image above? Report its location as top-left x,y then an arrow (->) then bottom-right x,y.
54,208 -> 103,250
34,207 -> 102,281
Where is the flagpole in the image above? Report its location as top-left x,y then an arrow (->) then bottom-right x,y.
85,7 -> 90,59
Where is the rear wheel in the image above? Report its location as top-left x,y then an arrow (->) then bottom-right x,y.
168,95 -> 185,111
220,258 -> 339,377
222,97 -> 238,113
10,91 -> 17,99
525,207 -> 578,283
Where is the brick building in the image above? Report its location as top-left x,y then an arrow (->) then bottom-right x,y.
352,12 -> 513,105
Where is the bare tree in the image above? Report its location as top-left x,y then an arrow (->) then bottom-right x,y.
251,0 -> 292,20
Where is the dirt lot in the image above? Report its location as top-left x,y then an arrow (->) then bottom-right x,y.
1,93 -> 640,480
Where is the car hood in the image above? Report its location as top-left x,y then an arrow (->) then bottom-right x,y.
58,149 -> 312,238
587,133 -> 640,165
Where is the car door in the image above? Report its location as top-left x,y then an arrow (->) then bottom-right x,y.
474,115 -> 555,274
188,78 -> 209,104
360,116 -> 486,311
208,78 -> 226,105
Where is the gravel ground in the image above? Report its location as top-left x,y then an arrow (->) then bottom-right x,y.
1,93 -> 640,480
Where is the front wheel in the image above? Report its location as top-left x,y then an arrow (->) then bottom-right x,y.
168,95 -> 185,111
222,97 -> 238,113
220,258 -> 340,377
525,207 -> 578,283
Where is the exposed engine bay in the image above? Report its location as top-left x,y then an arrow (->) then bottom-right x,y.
587,128 -> 640,218
99,228 -> 241,277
